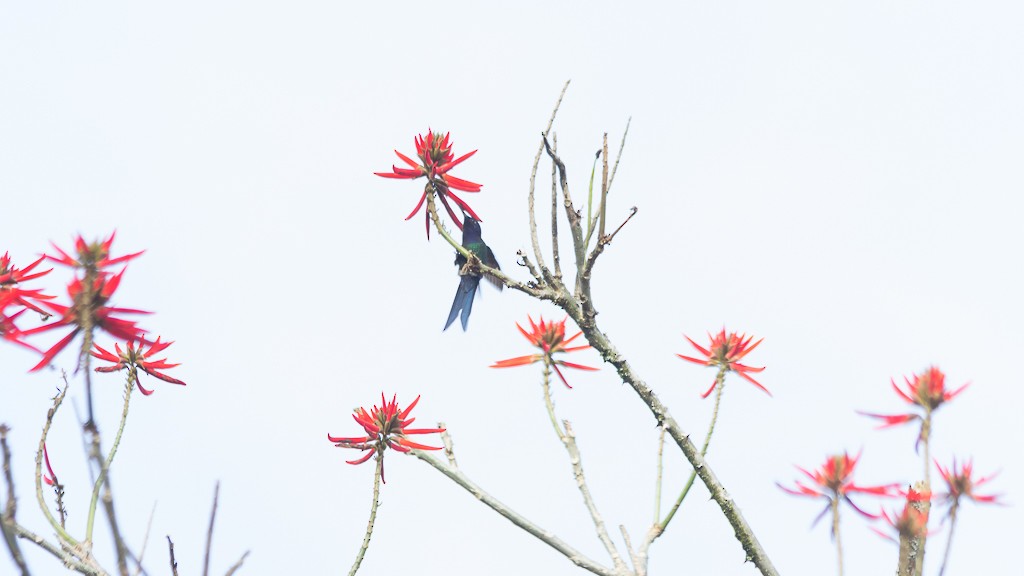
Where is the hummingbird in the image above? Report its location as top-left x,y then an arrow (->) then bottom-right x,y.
444,215 -> 502,331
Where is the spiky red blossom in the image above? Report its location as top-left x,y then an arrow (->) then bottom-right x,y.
91,337 -> 185,396
490,315 -> 598,389
375,130 -> 483,238
678,328 -> 767,397
859,366 -> 968,432
0,252 -> 55,316
24,269 -> 149,371
874,487 -> 931,541
44,231 -> 143,271
936,458 -> 1000,506
328,394 -> 444,483
778,451 -> 898,528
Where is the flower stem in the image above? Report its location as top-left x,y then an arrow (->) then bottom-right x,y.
348,456 -> 382,576
541,360 -> 565,438
85,372 -> 135,544
35,381 -> 79,548
659,368 -> 727,530
937,499 -> 960,576
425,184 -> 465,256
832,497 -> 844,576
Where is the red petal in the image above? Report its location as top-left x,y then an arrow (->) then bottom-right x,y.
684,335 -> 711,358
677,354 -> 711,366
736,370 -> 772,396
30,329 -> 80,372
443,174 -> 482,193
490,355 -> 540,368
557,360 -> 599,371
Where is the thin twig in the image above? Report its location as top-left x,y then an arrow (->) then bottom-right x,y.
542,136 -> 586,275
581,207 -> 638,296
411,450 -> 616,576
203,482 -> 220,576
166,536 -> 178,576
540,363 -> 627,573
1,425 -> 29,576
606,118 -> 631,197
348,456 -> 382,576
527,81 -> 570,285
550,133 -> 562,280
132,502 -> 157,576
597,134 -> 609,241
437,423 -> 458,469
224,551 -> 250,576
619,525 -> 642,576
938,499 -> 959,576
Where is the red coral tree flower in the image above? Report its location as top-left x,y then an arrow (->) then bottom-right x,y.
778,451 -> 898,527
0,252 -> 55,316
328,394 -> 444,483
24,268 -> 150,371
375,130 -> 483,238
935,458 -> 1001,506
92,337 -> 186,396
859,367 -> 969,448
490,315 -> 598,389
678,328 -> 767,397
44,231 -> 143,270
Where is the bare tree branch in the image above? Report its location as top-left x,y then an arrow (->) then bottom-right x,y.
203,482 -> 219,576
224,551 -> 249,576
411,450 -> 618,576
1,425 -> 29,576
166,536 -> 178,576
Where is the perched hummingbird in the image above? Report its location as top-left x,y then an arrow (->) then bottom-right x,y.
444,215 -> 502,331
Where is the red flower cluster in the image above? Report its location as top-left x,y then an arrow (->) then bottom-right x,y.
0,252 -> 54,351
20,233 -> 150,371
936,458 -> 1000,506
375,130 -> 482,238
861,366 -> 969,429
678,328 -> 767,397
490,315 -> 598,388
778,451 -> 897,526
1,252 -> 54,316
92,337 -> 186,395
328,394 -> 444,483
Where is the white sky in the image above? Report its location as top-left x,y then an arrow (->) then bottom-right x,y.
1,2 -> 1021,575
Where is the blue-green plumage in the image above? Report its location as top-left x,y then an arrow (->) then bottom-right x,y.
444,216 -> 501,331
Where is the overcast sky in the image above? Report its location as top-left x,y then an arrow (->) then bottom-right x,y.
2,2 -> 1021,575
